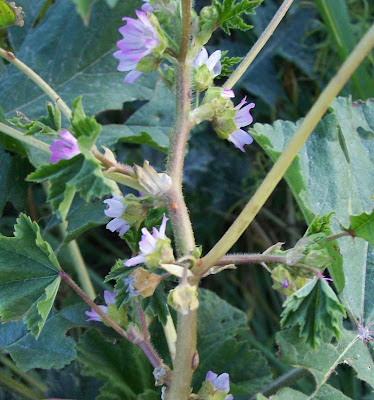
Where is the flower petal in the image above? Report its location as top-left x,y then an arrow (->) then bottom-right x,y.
104,290 -> 117,305
192,47 -> 209,68
124,70 -> 143,83
228,129 -> 254,152
124,254 -> 147,267
206,50 -> 221,75
234,103 -> 255,128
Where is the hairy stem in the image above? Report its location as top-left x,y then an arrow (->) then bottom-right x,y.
224,0 -> 295,89
0,122 -> 51,153
325,231 -> 352,242
60,271 -> 167,375
166,0 -> 198,398
91,148 -> 136,176
103,171 -> 146,193
0,48 -> 72,120
195,23 -> 374,277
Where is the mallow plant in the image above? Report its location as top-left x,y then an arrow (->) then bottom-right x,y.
0,0 -> 373,399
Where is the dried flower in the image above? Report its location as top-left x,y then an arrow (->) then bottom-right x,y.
135,161 -> 172,199
49,130 -> 80,164
114,10 -> 160,83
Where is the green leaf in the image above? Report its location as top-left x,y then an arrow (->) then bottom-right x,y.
259,385 -> 351,400
212,0 -> 263,35
305,213 -> 344,292
193,290 -> 273,395
277,327 -> 374,397
77,329 -> 157,400
141,283 -> 169,325
27,153 -> 116,220
280,278 -> 346,349
0,214 -> 60,329
0,0 -> 156,119
218,53 -> 243,77
346,211 -> 374,247
72,0 -> 119,24
0,303 -> 92,371
251,97 -> 374,322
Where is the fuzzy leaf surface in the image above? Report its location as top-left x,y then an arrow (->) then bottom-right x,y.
347,211 -> 374,247
0,214 -> 60,336
280,279 -> 346,349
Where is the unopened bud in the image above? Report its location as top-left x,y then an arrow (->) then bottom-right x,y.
168,283 -> 198,315
135,161 -> 172,199
0,1 -> 25,29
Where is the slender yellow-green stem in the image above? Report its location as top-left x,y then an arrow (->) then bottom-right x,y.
104,171 -> 146,193
0,48 -> 72,120
0,373 -> 42,400
0,356 -> 47,395
58,222 -> 96,300
194,23 -> 374,277
163,313 -> 177,363
224,0 -> 295,90
0,122 -> 51,153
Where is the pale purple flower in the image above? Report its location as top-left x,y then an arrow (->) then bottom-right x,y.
114,10 -> 160,83
192,47 -> 222,77
85,291 -> 117,322
228,96 -> 255,152
124,214 -> 168,267
49,130 -> 80,164
206,371 -> 230,392
283,278 -> 289,288
104,196 -> 130,236
123,277 -> 139,297
221,89 -> 235,98
141,0 -> 153,12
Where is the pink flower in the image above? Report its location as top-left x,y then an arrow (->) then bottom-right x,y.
228,96 -> 255,152
141,0 -> 153,12
104,196 -> 130,237
205,371 -> 230,392
192,47 -> 222,77
49,130 -> 80,164
114,10 -> 160,83
124,214 -> 168,267
85,291 -> 116,322
221,89 -> 235,98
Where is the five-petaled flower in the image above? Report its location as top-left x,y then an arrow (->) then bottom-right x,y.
124,214 -> 173,268
85,291 -> 116,322
228,96 -> 255,152
192,47 -> 222,77
49,130 -> 80,164
114,10 -> 160,83
104,196 -> 130,237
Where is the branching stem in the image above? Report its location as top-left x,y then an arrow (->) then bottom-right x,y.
0,48 -> 72,120
195,23 -> 374,278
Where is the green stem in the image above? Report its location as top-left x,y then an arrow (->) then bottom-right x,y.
58,222 -> 96,300
224,0 -> 295,89
0,48 -> 72,120
195,23 -> 374,277
325,231 -> 352,242
0,356 -> 47,395
0,122 -> 51,153
104,171 -> 147,194
0,373 -> 43,400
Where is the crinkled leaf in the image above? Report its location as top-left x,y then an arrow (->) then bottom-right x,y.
277,327 -> 374,396
27,155 -> 116,220
193,290 -> 272,395
212,0 -> 263,34
280,278 -> 346,349
0,214 -> 60,327
77,329 -> 157,400
252,97 -> 374,322
346,211 -> 374,247
0,303 -> 94,371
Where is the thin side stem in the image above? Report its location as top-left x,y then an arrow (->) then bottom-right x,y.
0,356 -> 47,395
224,0 -> 295,89
60,271 -> 168,375
0,48 -> 72,120
216,254 -> 288,265
0,373 -> 42,400
195,23 -> 374,277
0,122 -> 51,153
325,231 -> 352,242
103,171 -> 146,193
163,313 -> 177,363
91,148 -> 136,176
59,222 -> 96,300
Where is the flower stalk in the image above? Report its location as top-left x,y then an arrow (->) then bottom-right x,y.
194,23 -> 374,278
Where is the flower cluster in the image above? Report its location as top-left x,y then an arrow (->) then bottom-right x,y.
49,130 -> 81,164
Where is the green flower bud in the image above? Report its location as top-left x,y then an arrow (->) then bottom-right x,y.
168,283 -> 199,315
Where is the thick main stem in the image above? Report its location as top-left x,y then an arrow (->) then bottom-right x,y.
166,0 -> 197,398
195,23 -> 374,278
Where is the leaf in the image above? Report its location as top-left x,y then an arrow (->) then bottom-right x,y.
193,290 -> 273,395
277,327 -> 374,397
0,214 -> 60,334
259,385 -> 351,400
0,0 -> 157,119
46,196 -> 109,244
77,329 -> 157,400
280,279 -> 346,349
346,211 -> 374,247
72,0 -> 119,24
27,153 -> 116,220
251,97 -> 374,323
0,303 -> 93,371
212,0 -> 263,35
305,213 -> 344,292
141,283 -> 169,325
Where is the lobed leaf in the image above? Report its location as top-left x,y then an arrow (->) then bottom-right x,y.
280,278 -> 346,349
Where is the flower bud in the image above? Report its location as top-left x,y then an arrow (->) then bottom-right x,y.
0,1 -> 24,29
198,371 -> 232,400
168,283 -> 198,315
